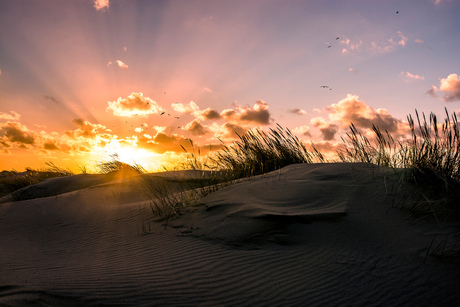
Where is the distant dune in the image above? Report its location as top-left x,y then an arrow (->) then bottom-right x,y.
1,163 -> 459,306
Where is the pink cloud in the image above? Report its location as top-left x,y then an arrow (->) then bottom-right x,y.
399,71 -> 425,82
428,73 -> 460,102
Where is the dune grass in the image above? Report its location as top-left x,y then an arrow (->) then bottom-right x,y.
95,153 -> 146,175
0,162 -> 73,198
339,108 -> 460,220
209,124 -> 324,180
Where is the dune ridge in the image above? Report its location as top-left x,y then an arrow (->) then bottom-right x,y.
1,163 -> 459,306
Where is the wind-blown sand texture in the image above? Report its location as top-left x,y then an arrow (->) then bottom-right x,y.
1,163 -> 459,306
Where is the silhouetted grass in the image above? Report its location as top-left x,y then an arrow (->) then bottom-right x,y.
210,124 -> 324,180
0,162 -> 73,198
339,108 -> 460,218
95,154 -> 145,175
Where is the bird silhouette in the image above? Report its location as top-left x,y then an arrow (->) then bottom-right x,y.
336,37 -> 340,40
160,112 -> 165,115
396,11 -> 399,14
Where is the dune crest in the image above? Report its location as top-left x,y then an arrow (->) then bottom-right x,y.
1,163 -> 459,306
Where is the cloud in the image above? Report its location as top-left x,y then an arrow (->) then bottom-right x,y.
0,122 -> 36,146
135,132 -> 192,154
173,100 -> 271,125
399,71 -> 425,82
292,125 -> 311,137
0,111 -> 20,121
348,68 -> 358,74
289,108 -> 307,115
44,95 -> 61,104
340,38 -> 363,54
65,118 -> 112,139
107,92 -> 164,117
197,108 -> 222,120
221,100 -> 271,125
327,94 -> 403,133
311,117 -> 338,141
208,122 -> 247,140
184,119 -> 209,136
370,31 -> 408,53
172,101 -> 200,114
428,73 -> 460,102
93,0 -> 109,11
43,140 -> 60,151
107,60 -> 129,70
203,87 -> 213,93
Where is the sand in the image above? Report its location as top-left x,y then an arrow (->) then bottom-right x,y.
0,163 -> 459,306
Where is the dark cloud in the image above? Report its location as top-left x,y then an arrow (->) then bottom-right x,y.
311,118 -> 338,141
184,119 -> 209,136
0,122 -> 36,146
290,108 -> 307,115
44,96 -> 60,104
222,100 -> 271,125
198,108 -> 222,120
44,141 -> 60,150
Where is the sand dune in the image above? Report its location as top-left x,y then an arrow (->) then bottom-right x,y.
1,163 -> 459,306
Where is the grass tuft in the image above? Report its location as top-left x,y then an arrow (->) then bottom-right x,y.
210,124 -> 323,180
0,162 -> 73,198
339,108 -> 460,218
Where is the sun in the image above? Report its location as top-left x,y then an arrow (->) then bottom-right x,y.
101,139 -> 162,171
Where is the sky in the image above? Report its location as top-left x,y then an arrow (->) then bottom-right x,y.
1,0 -> 460,172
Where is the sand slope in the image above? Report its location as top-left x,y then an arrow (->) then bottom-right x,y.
1,163 -> 459,306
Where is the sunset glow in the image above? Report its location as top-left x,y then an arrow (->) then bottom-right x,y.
1,0 -> 459,172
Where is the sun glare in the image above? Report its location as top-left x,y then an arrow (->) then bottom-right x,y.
101,139 -> 162,171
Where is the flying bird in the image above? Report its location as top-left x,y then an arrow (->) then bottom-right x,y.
336,37 -> 340,40
396,11 -> 399,14
327,45 -> 331,48
160,111 -> 165,115
174,117 -> 179,119
320,85 -> 329,88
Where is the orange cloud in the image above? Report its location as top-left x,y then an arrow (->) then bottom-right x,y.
108,60 -> 129,70
172,101 -> 200,114
184,119 -> 209,136
94,0 -> 109,11
327,94 -> 403,133
0,110 -> 20,121
107,92 -> 164,117
65,118 -> 112,139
